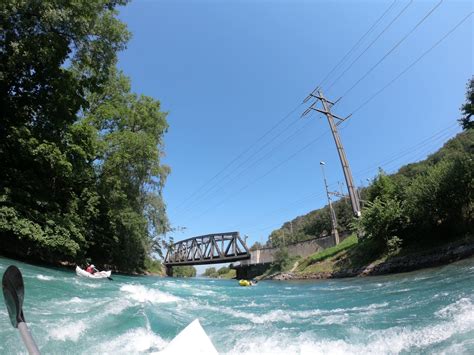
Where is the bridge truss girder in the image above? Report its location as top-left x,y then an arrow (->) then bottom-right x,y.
164,232 -> 250,266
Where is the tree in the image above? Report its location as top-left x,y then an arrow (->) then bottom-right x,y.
250,242 -> 263,251
459,77 -> 474,130
353,198 -> 406,252
203,267 -> 217,277
173,266 -> 196,278
84,70 -> 169,271
0,0 -> 129,263
272,246 -> 291,271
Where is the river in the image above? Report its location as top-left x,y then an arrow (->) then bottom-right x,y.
0,256 -> 473,354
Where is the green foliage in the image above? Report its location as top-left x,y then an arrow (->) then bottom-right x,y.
250,242 -> 264,250
365,169 -> 398,202
353,198 -> 406,251
0,0 -> 169,272
203,267 -> 217,277
173,266 -> 196,278
297,234 -> 358,270
144,257 -> 163,275
202,266 -> 235,278
459,77 -> 473,130
218,266 -> 230,275
268,198 -> 353,247
272,246 -> 292,272
354,132 -> 473,251
267,120 -> 472,255
83,69 -> 170,272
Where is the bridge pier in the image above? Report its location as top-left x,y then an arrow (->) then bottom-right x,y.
165,265 -> 173,277
232,263 -> 271,280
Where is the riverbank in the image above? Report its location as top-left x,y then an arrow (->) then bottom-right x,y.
263,237 -> 474,281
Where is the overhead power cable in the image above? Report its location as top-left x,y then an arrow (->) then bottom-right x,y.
171,103 -> 303,213
316,0 -> 399,89
178,119 -> 315,217
340,0 -> 444,99
172,1 -> 405,216
184,129 -> 331,222
353,124 -> 458,178
174,116 -> 307,217
325,0 -> 414,93
349,11 -> 473,116
241,124 -> 459,237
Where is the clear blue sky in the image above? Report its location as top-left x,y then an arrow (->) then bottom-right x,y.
117,0 -> 473,264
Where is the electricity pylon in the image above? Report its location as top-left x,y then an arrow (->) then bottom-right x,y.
302,88 -> 361,217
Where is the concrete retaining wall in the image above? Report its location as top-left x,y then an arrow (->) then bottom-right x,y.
239,233 -> 350,266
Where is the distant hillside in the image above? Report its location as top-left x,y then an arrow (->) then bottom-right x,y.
264,129 -> 473,248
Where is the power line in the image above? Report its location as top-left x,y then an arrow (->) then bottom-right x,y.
316,0 -> 399,89
325,0 -> 414,93
171,8 -> 472,232
171,2 -> 408,216
178,7 -> 470,224
353,124 -> 458,178
349,11 -> 473,116
340,0 -> 444,99
183,129 -> 331,222
171,103 -> 303,213
188,119 -> 315,211
174,116 -> 308,217
241,125 -> 459,238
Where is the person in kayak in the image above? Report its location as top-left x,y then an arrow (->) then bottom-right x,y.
86,264 -> 97,274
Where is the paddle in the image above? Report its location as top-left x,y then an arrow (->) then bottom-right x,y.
2,265 -> 40,355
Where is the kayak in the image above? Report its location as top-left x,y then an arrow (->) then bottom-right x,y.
75,266 -> 111,279
154,319 -> 217,355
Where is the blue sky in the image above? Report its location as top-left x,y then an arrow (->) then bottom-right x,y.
117,0 -> 473,266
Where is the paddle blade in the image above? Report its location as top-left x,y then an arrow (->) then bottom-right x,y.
2,265 -> 26,328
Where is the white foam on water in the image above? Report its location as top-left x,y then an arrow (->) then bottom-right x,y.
90,327 -> 168,354
103,298 -> 132,315
48,319 -> 88,342
192,289 -> 216,296
313,314 -> 349,325
228,324 -> 254,331
36,274 -> 55,281
435,297 -> 471,319
187,301 -> 388,325
121,284 -> 179,304
69,297 -> 84,303
74,279 -> 102,288
224,297 -> 474,354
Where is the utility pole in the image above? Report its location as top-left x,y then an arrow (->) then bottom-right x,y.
302,88 -> 361,217
320,161 -> 340,244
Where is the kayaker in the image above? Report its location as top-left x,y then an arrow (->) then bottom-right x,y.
86,264 -> 96,274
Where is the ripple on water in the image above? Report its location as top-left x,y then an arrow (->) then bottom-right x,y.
120,284 -> 179,304
48,319 -> 88,342
223,298 -> 474,355
89,327 -> 168,354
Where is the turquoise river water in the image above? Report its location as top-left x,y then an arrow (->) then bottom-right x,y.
1,256 -> 473,354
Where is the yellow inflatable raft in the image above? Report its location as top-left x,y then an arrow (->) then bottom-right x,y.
239,279 -> 251,287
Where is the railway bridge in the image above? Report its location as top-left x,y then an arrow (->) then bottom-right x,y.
163,231 -> 250,276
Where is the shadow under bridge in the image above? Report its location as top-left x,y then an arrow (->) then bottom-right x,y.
163,231 -> 250,276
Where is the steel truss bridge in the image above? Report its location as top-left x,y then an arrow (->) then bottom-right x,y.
164,232 -> 250,274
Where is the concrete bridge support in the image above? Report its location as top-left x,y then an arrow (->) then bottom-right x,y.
232,263 -> 271,280
165,265 -> 173,277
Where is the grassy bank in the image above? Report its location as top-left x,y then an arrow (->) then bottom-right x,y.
282,234 -> 474,279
